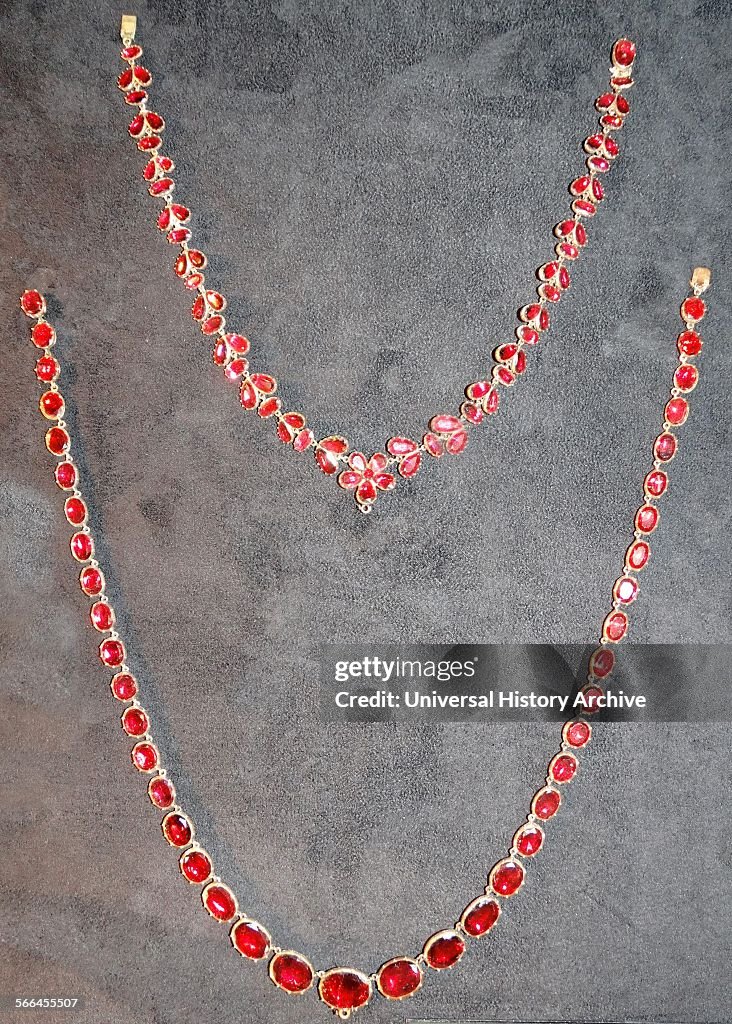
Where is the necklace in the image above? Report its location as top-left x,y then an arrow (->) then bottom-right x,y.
20,266 -> 711,1017
116,17 -> 638,512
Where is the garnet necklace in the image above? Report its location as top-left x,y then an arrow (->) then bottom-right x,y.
21,266 -> 710,1017
116,17 -> 639,512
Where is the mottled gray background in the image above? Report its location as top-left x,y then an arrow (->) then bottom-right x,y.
1,1 -> 731,1023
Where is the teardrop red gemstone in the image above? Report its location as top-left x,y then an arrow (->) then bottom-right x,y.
70,532 -> 94,562
122,706 -> 148,736
602,610 -> 628,642
79,565 -> 104,596
64,496 -> 87,525
564,720 -> 591,748
399,451 -> 422,478
319,970 -> 372,1012
90,600 -> 115,631
180,848 -> 212,885
35,355 -> 60,382
99,638 -> 125,667
491,859 -> 524,896
132,742 -> 158,772
514,824 -> 544,856
654,433 -> 677,462
270,952 -> 313,993
163,812 -> 192,848
677,331 -> 702,356
231,919 -> 270,959
550,753 -> 578,783
46,426 -> 70,456
635,504 -> 659,533
532,787 -> 561,819
681,297 -> 705,323
424,930 -> 465,969
461,897 -> 500,937
377,957 -> 422,999
446,428 -> 469,454
148,774 -> 175,807
111,672 -> 137,701
665,398 -> 689,426
32,321 -> 55,348
589,645 -> 615,679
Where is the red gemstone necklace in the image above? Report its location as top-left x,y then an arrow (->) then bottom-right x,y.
21,265 -> 711,1017
116,16 -> 639,512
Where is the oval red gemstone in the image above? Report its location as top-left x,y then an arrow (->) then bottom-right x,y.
111,672 -> 137,701
681,297 -> 705,323
180,848 -> 213,885
589,645 -> 615,679
149,177 -> 174,197
128,113 -> 144,136
491,859 -> 524,896
99,638 -> 125,667
40,390 -> 64,419
461,896 -> 500,938
635,504 -> 659,533
120,44 -> 142,59
225,358 -> 249,381
293,428 -> 314,452
70,532 -> 94,562
212,341 -> 228,366
515,824 -> 544,857
581,685 -> 605,713
604,136 -> 619,157
231,918 -> 270,959
613,38 -> 636,66
46,426 -> 70,456
613,575 -> 639,604
559,266 -> 570,289
258,396 -> 281,418
564,720 -> 591,748
32,322 -> 55,348
588,155 -> 609,172
225,333 -> 250,354
517,325 -> 539,344
90,600 -> 115,631
674,364 -> 698,392
201,315 -> 224,335
532,786 -> 561,820
377,958 -> 423,999
148,774 -> 175,807
79,565 -> 104,596
399,451 -> 422,478
64,496 -> 87,525
665,398 -> 689,426
55,462 -> 76,490
319,970 -> 372,1012
203,883 -> 237,921
163,812 -> 192,848
575,222 -> 587,245
131,741 -> 158,772
167,227 -> 190,244
603,610 -> 628,642
270,952 -> 313,993
644,470 -> 668,498
550,753 -> 578,783
592,178 -> 605,201
21,289 -> 46,316
34,354 -> 59,382
125,89 -> 147,105
122,706 -> 148,737
677,330 -> 702,357
654,433 -> 677,462
429,414 -> 461,434
626,540 -> 650,571
424,930 -> 465,969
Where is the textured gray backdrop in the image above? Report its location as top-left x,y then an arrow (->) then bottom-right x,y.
1,1 -> 731,1023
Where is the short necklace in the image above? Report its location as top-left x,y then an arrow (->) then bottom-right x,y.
116,16 -> 638,512
21,266 -> 711,1017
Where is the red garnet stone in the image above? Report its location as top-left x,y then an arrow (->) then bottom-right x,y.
490,859 -> 524,896
148,774 -> 175,808
424,930 -> 465,969
377,957 -> 423,999
319,969 -> 372,1012
180,848 -> 213,885
231,919 -> 270,959
269,951 -> 314,994
203,883 -> 237,921
532,786 -> 561,819
461,896 -> 501,937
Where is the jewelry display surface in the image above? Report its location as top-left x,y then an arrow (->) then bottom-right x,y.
2,2 -> 731,1024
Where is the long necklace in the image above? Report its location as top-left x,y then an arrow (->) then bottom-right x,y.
116,17 -> 638,512
21,266 -> 710,1017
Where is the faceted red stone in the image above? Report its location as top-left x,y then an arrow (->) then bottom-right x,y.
180,848 -> 213,885
550,753 -> 578,783
495,365 -> 515,387
120,44 -> 142,59
46,426 -> 70,456
377,958 -> 423,1001
224,358 -> 249,381
32,321 -> 55,348
55,461 -> 77,490
90,600 -> 115,631
225,333 -> 250,354
70,531 -> 94,562
191,295 -> 205,320
99,638 -> 125,667
446,428 -> 469,454
681,297 -> 705,323
585,133 -> 604,151
635,504 -> 659,533
36,355 -> 60,382
132,741 -> 158,772
540,284 -> 561,303
201,315 -> 224,335
596,92 -> 614,109
612,38 -> 636,66
149,177 -> 174,197
239,380 -> 258,411
616,94 -> 630,114
269,952 -> 314,993
319,970 -> 372,1012
146,110 -> 164,130
231,918 -> 270,959
424,930 -> 465,969
603,610 -> 628,642
64,496 -> 87,525
604,136 -> 620,158
21,290 -> 46,317
484,388 -> 500,414
138,135 -> 163,153
588,155 -> 610,172
592,178 -> 605,201
387,436 -> 418,456
532,786 -> 561,820
558,266 -> 570,289
293,428 -> 315,452
582,685 -> 605,713
495,343 -> 518,362
611,75 -> 634,89
399,451 -> 422,478
573,199 -> 596,216
556,242 -> 579,261
185,273 -> 204,290
589,645 -> 615,679
644,470 -> 668,498
212,340 -> 228,366
122,706 -> 148,736
423,432 -> 443,457
430,414 -> 461,434
461,897 -> 500,938
626,540 -> 650,571
514,824 -> 544,856
258,396 -> 282,418
128,113 -> 145,136
111,672 -> 137,701
613,575 -> 639,604
163,812 -> 193,848
491,859 -> 524,896
517,324 -> 539,344
674,364 -> 698,392
117,67 -> 133,89
148,774 -> 175,807
564,720 -> 591,748
515,350 -> 527,374
125,89 -> 148,105
677,330 -> 702,357
79,565 -> 104,596
654,433 -> 677,462
575,222 -> 587,245
665,397 -> 689,426
167,227 -> 191,244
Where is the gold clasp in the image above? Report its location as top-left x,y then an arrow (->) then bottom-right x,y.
120,14 -> 137,44
691,267 -> 711,296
